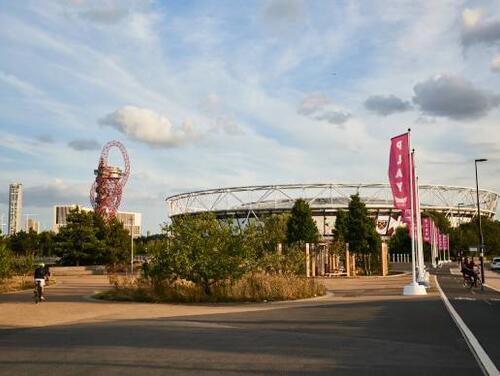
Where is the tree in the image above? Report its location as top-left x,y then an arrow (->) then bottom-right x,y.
286,199 -> 319,245
55,208 -> 105,266
161,213 -> 252,295
344,194 -> 381,274
104,218 -> 131,266
388,227 -> 411,255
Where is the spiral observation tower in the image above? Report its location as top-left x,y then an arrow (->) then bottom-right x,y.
90,141 -> 130,219
166,183 -> 498,238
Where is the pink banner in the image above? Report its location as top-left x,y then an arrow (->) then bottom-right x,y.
443,234 -> 449,251
438,233 -> 444,250
422,217 -> 431,243
388,133 -> 410,211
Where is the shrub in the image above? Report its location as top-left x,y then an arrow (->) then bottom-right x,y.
98,272 -> 326,303
0,244 -> 12,280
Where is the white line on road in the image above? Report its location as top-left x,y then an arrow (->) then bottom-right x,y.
435,276 -> 499,376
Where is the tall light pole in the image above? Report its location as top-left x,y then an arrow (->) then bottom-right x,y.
474,158 -> 487,284
129,217 -> 134,275
457,203 -> 464,261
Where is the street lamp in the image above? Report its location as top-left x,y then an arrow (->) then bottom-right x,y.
474,158 -> 487,284
129,217 -> 134,275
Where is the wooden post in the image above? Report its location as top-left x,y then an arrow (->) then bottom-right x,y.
381,242 -> 388,276
311,244 -> 316,277
352,253 -> 356,276
277,243 -> 282,274
345,242 -> 350,277
305,243 -> 310,278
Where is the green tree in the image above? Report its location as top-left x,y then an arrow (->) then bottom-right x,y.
55,208 -> 105,266
37,231 -> 56,257
103,218 -> 131,266
7,230 -> 39,256
388,227 -> 411,255
345,194 -> 381,274
286,199 -> 319,245
163,213 -> 252,295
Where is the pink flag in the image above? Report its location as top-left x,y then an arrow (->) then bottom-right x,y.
388,133 -> 411,211
443,234 -> 449,251
438,233 -> 444,250
422,217 -> 431,243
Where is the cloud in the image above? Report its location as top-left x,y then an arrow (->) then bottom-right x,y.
68,138 -> 100,151
6,180 -> 89,208
36,134 -> 54,143
412,74 -> 500,120
461,9 -> 500,47
298,93 -> 352,124
99,106 -> 201,147
263,0 -> 304,26
314,111 -> 352,125
79,8 -> 129,24
364,95 -> 412,116
462,8 -> 482,29
492,54 -> 500,73
298,93 -> 330,116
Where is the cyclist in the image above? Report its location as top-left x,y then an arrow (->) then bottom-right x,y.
34,263 -> 48,301
462,258 -> 478,287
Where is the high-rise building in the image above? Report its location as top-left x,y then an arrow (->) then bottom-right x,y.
27,218 -> 41,234
8,183 -> 22,235
53,205 -> 142,238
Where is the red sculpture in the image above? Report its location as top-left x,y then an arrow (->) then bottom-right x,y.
90,141 -> 130,219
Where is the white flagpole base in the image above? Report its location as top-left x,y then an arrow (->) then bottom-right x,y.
403,282 -> 427,296
417,271 -> 430,287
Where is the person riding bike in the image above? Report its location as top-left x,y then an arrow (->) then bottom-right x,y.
34,263 -> 48,301
461,258 -> 479,287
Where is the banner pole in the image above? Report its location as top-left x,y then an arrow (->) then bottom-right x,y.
408,131 -> 417,285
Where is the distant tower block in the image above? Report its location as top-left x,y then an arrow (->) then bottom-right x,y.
90,141 -> 130,219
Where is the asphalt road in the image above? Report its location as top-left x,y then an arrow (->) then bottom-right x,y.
0,274 -> 487,376
436,267 -> 500,372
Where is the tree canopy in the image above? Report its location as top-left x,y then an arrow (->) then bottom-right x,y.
286,199 -> 319,245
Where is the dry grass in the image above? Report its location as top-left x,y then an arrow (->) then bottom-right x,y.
0,276 -> 57,294
0,276 -> 33,294
97,272 -> 326,303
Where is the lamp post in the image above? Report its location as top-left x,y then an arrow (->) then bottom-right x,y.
129,217 -> 134,275
474,158 -> 487,284
457,203 -> 464,265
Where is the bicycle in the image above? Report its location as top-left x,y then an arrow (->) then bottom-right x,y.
33,280 -> 44,304
463,272 -> 483,291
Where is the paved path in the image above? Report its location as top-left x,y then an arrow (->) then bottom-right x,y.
0,273 -> 490,375
436,267 -> 500,373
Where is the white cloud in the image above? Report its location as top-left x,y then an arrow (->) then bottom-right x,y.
462,8 -> 482,29
492,54 -> 500,73
298,93 -> 352,125
99,106 -> 201,147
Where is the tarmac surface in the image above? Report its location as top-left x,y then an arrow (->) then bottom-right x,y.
0,271 -> 498,375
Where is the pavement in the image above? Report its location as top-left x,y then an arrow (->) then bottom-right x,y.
0,272 -> 498,375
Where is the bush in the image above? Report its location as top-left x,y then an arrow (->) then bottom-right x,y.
9,254 -> 35,276
97,272 -> 326,303
0,244 -> 12,280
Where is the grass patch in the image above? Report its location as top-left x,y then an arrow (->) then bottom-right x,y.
0,276 -> 57,294
97,272 -> 326,303
0,276 -> 34,293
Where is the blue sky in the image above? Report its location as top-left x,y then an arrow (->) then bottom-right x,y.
1,0 -> 500,234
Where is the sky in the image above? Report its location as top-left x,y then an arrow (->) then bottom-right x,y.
1,0 -> 500,234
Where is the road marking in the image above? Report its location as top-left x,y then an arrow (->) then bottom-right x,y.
454,297 -> 476,301
435,276 -> 499,376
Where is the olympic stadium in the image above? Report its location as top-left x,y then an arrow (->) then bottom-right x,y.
165,183 -> 499,238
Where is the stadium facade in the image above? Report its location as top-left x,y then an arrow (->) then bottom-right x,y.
166,183 -> 499,239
